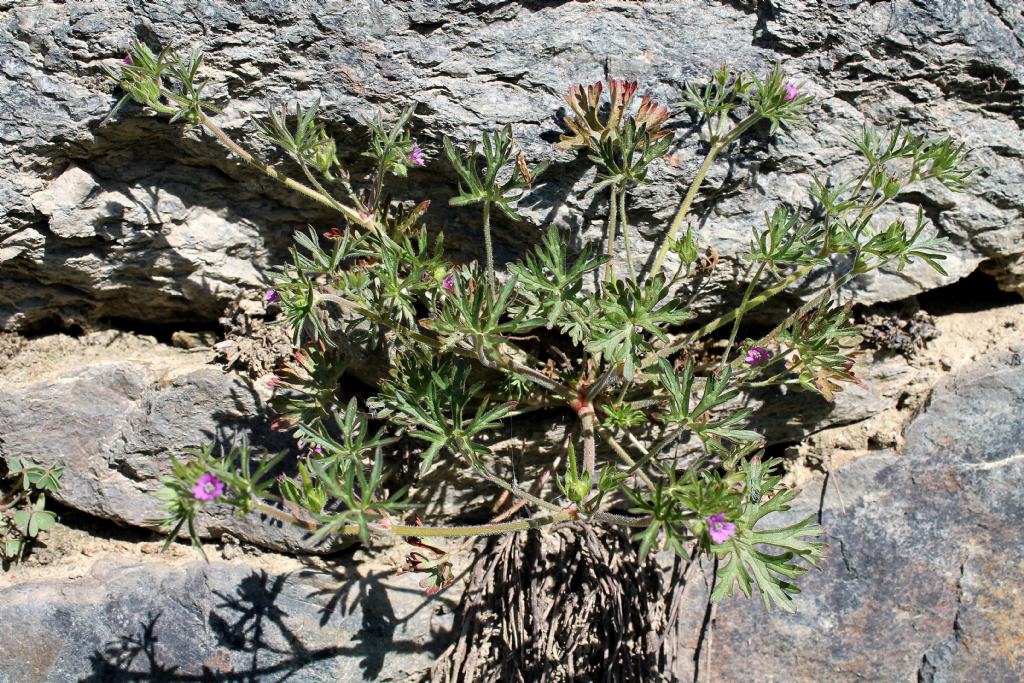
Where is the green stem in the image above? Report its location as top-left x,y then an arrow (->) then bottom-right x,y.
590,510 -> 653,528
297,159 -> 358,219
252,502 -> 647,537
605,184 -> 619,282
620,185 -> 636,281
722,253 -> 906,380
197,112 -> 363,225
316,293 -> 577,400
649,114 -> 761,277
593,422 -> 657,489
642,263 -> 814,369
581,412 -> 597,476
473,463 -> 563,513
628,425 -> 693,477
719,262 -> 767,368
722,255 -> 896,375
482,200 -> 494,290
372,161 -> 386,213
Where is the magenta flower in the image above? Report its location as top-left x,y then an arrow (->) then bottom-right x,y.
744,346 -> 771,367
123,55 -> 133,66
783,82 -> 799,102
265,289 -> 280,303
708,513 -> 736,544
408,145 -> 425,167
192,473 -> 225,502
442,272 -> 455,292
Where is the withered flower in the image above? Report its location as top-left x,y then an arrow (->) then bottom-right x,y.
557,78 -> 671,152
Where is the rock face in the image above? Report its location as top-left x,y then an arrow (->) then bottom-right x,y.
0,558 -> 455,682
0,332 -> 332,554
1,1 -> 1022,332
662,342 -> 1024,681
0,341 -> 1019,680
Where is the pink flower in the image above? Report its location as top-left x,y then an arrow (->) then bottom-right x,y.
744,346 -> 771,367
783,82 -> 799,102
408,145 -> 425,167
267,376 -> 281,389
708,513 -> 736,544
442,273 -> 455,292
265,289 -> 279,303
191,473 -> 225,502
123,55 -> 133,66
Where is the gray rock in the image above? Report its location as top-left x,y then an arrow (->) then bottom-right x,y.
0,558 -> 457,682
0,336 -> 337,554
1,1 -> 1022,332
662,341 -> 1024,681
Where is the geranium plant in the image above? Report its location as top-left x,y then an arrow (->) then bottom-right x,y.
104,43 -> 971,611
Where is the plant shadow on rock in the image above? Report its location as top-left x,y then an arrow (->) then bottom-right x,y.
82,561 -> 452,682
205,383 -> 291,457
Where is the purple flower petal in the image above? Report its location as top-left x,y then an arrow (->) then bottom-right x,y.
192,473 -> 225,502
708,513 -> 737,544
783,82 -> 799,102
408,145 -> 425,167
442,273 -> 455,292
265,289 -> 280,303
744,346 -> 771,367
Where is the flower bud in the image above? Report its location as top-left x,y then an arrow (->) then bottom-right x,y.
672,225 -> 699,268
870,169 -> 886,191
883,174 -> 902,198
566,472 -> 592,505
308,129 -> 338,177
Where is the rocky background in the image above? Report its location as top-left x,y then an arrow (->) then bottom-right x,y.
0,0 -> 1022,681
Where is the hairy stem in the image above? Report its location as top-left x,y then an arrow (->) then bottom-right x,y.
197,112 -> 363,225
473,463 -> 563,514
604,183 -> 619,281
581,412 -> 597,476
719,262 -> 767,368
593,422 -> 657,489
482,200 -> 494,290
317,293 -> 576,400
253,502 -> 647,537
620,185 -> 637,281
372,159 -> 386,213
490,458 -> 562,523
584,363 -> 620,403
643,263 -> 814,369
649,114 -> 760,277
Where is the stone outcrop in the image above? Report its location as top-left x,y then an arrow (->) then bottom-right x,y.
1,1 -> 1022,332
0,331 -> 333,554
661,341 -> 1024,681
0,558 -> 455,682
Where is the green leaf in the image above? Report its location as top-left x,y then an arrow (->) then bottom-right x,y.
709,458 -> 824,611
588,275 -> 692,380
